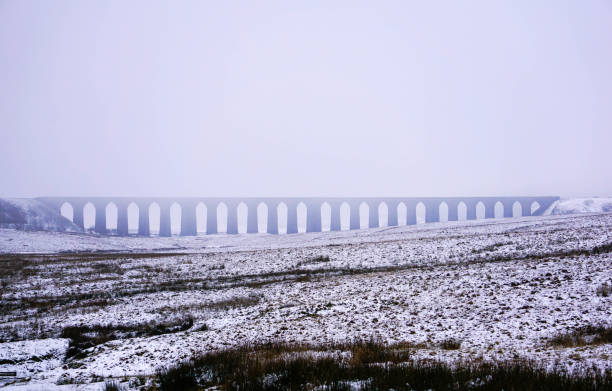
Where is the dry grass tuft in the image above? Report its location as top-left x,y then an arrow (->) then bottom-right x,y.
549,324 -> 612,348
152,340 -> 611,391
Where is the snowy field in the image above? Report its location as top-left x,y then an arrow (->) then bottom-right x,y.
0,212 -> 611,390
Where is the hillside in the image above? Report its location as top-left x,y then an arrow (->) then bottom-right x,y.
551,197 -> 612,215
0,212 -> 610,389
0,198 -> 80,232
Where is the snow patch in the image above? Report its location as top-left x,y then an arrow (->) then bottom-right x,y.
0,338 -> 68,378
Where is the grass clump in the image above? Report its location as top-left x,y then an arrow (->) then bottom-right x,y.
206,294 -> 261,311
151,340 -> 611,391
596,283 -> 611,297
549,324 -> 612,348
440,338 -> 462,350
296,255 -> 331,267
103,381 -> 127,391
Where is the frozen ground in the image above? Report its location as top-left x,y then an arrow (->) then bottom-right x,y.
0,213 -> 611,390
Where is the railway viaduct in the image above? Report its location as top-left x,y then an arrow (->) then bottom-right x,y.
37,196 -> 559,237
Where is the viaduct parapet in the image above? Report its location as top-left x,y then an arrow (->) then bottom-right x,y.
36,196 -> 559,237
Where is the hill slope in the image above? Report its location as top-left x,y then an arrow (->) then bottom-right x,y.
0,198 -> 81,232
551,197 -> 612,215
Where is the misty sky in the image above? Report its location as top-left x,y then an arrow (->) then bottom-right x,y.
1,1 -> 611,198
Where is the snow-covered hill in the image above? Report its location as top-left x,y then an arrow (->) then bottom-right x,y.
0,198 -> 80,232
551,197 -> 612,215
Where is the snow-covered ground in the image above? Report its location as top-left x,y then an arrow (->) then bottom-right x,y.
0,212 -> 606,255
551,197 -> 612,215
0,212 -> 611,390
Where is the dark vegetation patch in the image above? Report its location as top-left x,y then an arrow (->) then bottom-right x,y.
0,319 -> 56,343
152,340 -> 611,391
548,325 -> 612,348
590,242 -> 612,255
296,255 -> 331,267
155,294 -> 262,314
0,252 -> 186,268
0,292 -> 116,319
90,262 -> 124,275
61,316 -> 194,360
205,294 -> 262,311
471,242 -> 508,254
0,252 -> 185,285
103,381 -> 127,391
0,352 -> 54,365
439,338 -> 462,350
596,283 -> 611,297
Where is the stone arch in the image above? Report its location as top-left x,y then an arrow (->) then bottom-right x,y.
378,202 -> 388,227
531,201 -> 541,215
106,202 -> 118,233
83,202 -> 95,231
60,202 -> 73,222
512,201 -> 522,217
217,202 -> 228,233
321,202 -> 331,232
149,202 -> 161,235
340,202 -> 350,231
277,202 -> 288,234
416,202 -> 426,224
237,202 -> 248,234
494,201 -> 504,218
397,202 -> 407,225
438,201 -> 449,222
257,202 -> 268,233
195,202 -> 206,234
359,202 -> 369,229
127,202 -> 139,234
457,201 -> 467,221
476,201 -> 485,220
170,202 -> 181,236
297,202 -> 307,233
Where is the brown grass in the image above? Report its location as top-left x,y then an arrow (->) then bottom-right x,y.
549,325 -> 612,348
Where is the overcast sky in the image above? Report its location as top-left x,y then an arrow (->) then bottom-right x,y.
1,0 -> 611,198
